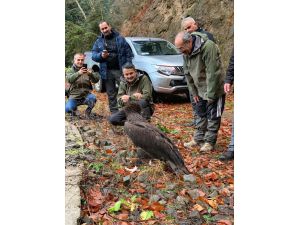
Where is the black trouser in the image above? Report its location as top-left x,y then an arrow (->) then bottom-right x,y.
105,69 -> 121,113
193,95 -> 225,145
108,99 -> 154,126
190,92 -> 202,121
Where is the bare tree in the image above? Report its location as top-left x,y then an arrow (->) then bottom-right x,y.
74,0 -> 87,20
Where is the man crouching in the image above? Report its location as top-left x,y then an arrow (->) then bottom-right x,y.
108,63 -> 154,126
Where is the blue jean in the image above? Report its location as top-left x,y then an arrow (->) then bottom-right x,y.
65,93 -> 96,114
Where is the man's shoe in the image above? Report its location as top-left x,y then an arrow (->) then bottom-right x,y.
184,139 -> 198,148
219,151 -> 234,161
200,142 -> 214,151
182,120 -> 195,127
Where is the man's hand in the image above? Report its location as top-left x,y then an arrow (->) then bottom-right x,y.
87,69 -> 93,76
193,95 -> 200,103
121,95 -> 130,103
101,50 -> 109,59
224,83 -> 232,94
78,67 -> 88,75
132,92 -> 142,100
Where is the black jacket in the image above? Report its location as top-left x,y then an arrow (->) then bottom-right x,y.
197,28 -> 216,43
225,50 -> 234,84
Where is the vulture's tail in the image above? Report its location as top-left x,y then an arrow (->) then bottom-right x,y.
168,148 -> 189,174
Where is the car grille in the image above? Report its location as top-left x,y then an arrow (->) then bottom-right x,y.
170,79 -> 187,87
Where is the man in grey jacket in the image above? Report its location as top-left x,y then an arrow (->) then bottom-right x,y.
175,31 -> 225,151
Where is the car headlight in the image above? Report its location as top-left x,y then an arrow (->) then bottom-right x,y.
155,65 -> 183,76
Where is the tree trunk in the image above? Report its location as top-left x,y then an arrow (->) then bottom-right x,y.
75,0 -> 87,20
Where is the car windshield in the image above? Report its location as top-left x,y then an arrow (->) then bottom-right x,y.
132,40 -> 180,56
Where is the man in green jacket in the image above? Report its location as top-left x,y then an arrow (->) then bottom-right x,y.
108,62 -> 154,126
175,31 -> 225,151
65,53 -> 100,118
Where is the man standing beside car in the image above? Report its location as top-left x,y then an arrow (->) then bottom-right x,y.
65,53 -> 100,118
175,31 -> 225,152
181,16 -> 216,128
91,21 -> 133,114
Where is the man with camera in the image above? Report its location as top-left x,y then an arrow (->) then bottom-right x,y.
91,21 -> 133,114
65,53 -> 100,118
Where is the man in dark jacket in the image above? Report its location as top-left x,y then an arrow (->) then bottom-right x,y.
181,17 -> 215,42
65,53 -> 100,118
92,21 -> 133,113
109,63 -> 153,126
175,31 -> 225,152
181,16 -> 216,127
220,50 -> 234,160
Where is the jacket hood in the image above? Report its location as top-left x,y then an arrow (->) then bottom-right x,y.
190,32 -> 209,56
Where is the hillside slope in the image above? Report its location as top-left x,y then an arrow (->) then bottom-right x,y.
117,0 -> 234,69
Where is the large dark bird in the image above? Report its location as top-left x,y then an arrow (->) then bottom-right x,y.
123,102 -> 189,174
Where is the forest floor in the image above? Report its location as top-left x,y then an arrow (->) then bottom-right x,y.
65,91 -> 234,225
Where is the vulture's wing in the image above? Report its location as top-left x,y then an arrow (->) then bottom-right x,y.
124,120 -> 189,174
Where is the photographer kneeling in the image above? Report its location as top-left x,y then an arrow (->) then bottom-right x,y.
109,63 -> 154,126
65,53 -> 100,118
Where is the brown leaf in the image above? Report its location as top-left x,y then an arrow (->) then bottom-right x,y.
155,183 -> 166,189
207,199 -> 218,209
193,204 -> 204,212
150,202 -> 165,212
118,213 -> 129,220
217,219 -> 232,225
154,210 -> 165,219
135,188 -> 147,193
106,149 -> 113,154
115,169 -> 126,175
180,189 -> 187,196
204,172 -> 218,181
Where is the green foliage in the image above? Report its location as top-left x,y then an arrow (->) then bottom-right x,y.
203,214 -> 216,223
65,21 -> 97,66
88,162 -> 104,172
157,123 -> 171,133
156,123 -> 178,134
108,199 -> 124,213
140,210 -> 154,220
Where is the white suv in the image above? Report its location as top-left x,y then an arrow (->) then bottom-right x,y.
84,37 -> 188,96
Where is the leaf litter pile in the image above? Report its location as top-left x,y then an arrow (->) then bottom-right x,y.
66,91 -> 234,225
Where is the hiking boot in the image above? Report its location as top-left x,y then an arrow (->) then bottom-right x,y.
184,139 -> 198,148
200,142 -> 214,151
182,120 -> 195,127
219,151 -> 234,161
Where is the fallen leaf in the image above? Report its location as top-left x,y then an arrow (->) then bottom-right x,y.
150,202 -> 165,212
155,183 -> 166,189
154,210 -> 165,219
204,172 -> 218,181
140,210 -> 154,220
136,188 -> 147,193
125,166 -> 138,173
118,213 -> 129,220
115,169 -> 126,175
217,219 -> 232,225
207,199 -> 218,209
193,204 -> 204,212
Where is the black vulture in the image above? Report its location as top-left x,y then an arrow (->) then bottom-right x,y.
123,102 -> 189,174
